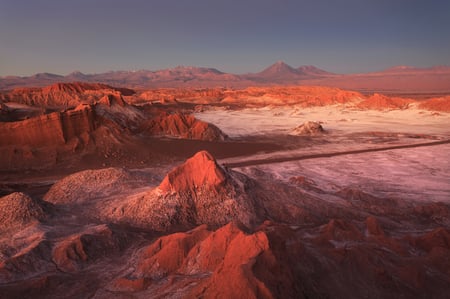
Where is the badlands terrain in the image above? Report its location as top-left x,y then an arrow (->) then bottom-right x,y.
0,79 -> 449,298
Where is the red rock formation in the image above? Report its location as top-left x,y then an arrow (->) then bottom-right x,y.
137,86 -> 450,112
159,150 -> 226,193
318,218 -> 364,244
42,82 -> 112,93
0,82 -> 135,108
94,93 -> 144,130
52,224 -> 126,273
357,93 -> 414,110
112,223 -> 290,298
365,216 -> 385,236
134,224 -> 211,281
142,112 -> 227,141
0,104 -> 96,147
0,92 -> 145,171
290,121 -> 324,135
106,151 -> 258,230
42,82 -> 135,96
411,227 -> 450,253
187,224 -> 273,299
220,86 -> 363,107
0,192 -> 47,230
419,96 -> 450,112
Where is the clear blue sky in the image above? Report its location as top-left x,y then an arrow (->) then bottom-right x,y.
1,0 -> 449,76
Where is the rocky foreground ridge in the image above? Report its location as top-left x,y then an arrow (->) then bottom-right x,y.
0,151 -> 449,298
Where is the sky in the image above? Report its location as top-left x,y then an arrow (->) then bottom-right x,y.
1,0 -> 450,76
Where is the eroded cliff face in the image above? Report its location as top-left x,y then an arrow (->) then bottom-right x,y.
0,98 -> 122,171
0,105 -> 96,147
0,83 -> 230,172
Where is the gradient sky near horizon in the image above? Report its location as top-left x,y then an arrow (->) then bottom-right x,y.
1,0 -> 450,76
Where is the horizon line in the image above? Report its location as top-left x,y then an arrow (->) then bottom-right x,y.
2,62 -> 450,78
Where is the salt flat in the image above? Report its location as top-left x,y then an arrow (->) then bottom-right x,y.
238,143 -> 450,203
196,105 -> 450,204
195,105 -> 450,137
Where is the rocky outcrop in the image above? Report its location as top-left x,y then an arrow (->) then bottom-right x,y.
0,82 -> 135,108
0,104 -> 96,147
419,96 -> 450,112
0,91 -> 147,171
44,168 -> 146,205
289,121 -> 324,135
158,150 -> 227,193
51,224 -> 126,273
109,223 -> 296,298
2,163 -> 450,298
105,151 -> 259,231
0,223 -> 128,290
94,93 -> 144,130
221,86 -> 363,107
142,112 -> 228,141
357,93 -> 414,110
0,192 -> 48,230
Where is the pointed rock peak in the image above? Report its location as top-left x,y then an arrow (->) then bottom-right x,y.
257,61 -> 299,77
69,70 -> 84,75
275,60 -> 289,65
159,151 -> 227,193
266,60 -> 295,70
97,93 -> 127,107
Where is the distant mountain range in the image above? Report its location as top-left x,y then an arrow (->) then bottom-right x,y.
1,62 -> 450,92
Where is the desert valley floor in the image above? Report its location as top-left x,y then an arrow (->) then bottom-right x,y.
0,83 -> 449,298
